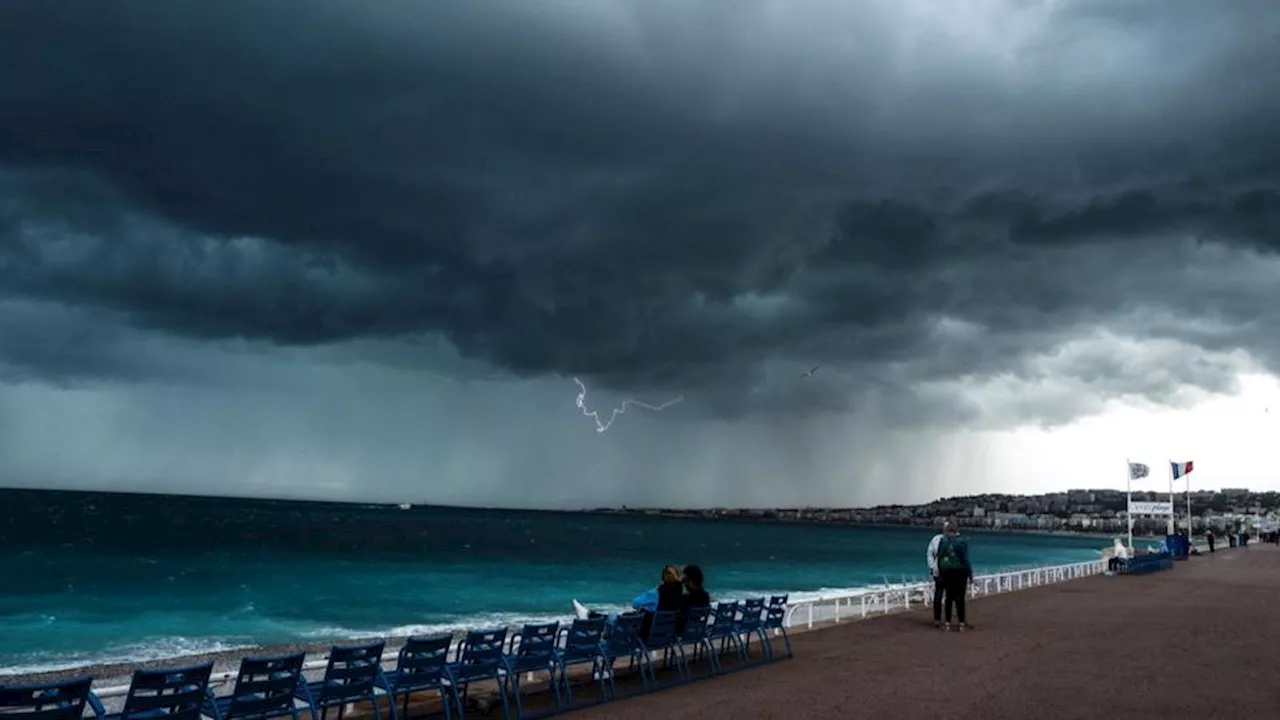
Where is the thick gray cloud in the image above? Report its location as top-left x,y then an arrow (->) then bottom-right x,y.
1,0 -> 1279,432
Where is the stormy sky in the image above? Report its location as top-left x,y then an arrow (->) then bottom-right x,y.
2,0 -> 1279,507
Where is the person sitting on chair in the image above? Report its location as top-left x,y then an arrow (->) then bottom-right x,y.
677,564 -> 711,632
573,564 -> 684,636
1107,538 -> 1131,572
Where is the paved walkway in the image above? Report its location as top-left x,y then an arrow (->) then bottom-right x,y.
576,545 -> 1280,720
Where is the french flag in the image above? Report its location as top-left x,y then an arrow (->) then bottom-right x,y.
1170,460 -> 1194,479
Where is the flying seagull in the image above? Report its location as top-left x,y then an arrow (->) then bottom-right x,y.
801,365 -> 820,378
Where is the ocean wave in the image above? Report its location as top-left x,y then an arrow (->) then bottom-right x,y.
2,562 -> 1095,675
0,606 -> 634,676
0,586 -> 908,675
1,637 -> 254,676
292,609 -> 609,641
722,582 -> 925,605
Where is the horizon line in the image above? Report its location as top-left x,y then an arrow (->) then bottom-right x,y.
0,484 -> 1272,514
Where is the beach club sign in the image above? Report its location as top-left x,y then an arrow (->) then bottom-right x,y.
1128,501 -> 1174,516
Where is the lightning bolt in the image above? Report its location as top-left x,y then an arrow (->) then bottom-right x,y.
573,377 -> 684,433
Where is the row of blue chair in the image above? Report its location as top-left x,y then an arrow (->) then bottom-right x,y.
0,595 -> 792,720
1118,551 -> 1174,575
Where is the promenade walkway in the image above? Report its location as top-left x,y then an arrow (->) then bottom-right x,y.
578,545 -> 1280,720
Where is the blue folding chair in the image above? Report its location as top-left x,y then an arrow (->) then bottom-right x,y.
733,598 -> 771,661
597,612 -> 650,699
379,635 -> 453,720
706,602 -> 747,669
551,617 -> 607,708
0,675 -> 105,720
295,642 -> 391,720
501,622 -> 559,717
643,611 -> 688,685
444,628 -> 509,719
110,662 -> 217,720
675,606 -> 716,677
762,594 -> 792,659
205,652 -> 307,720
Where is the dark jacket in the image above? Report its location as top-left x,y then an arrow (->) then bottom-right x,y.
642,580 -> 686,638
681,587 -> 711,612
657,580 -> 685,612
676,587 -> 711,633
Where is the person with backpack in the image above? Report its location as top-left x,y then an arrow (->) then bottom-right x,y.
936,524 -> 972,631
926,521 -> 953,628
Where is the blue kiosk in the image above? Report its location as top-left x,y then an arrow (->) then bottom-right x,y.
1164,533 -> 1189,560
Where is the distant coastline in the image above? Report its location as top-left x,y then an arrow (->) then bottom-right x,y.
4,486 -> 1268,540
4,486 -> 1274,528
584,507 -> 1130,540
589,486 -> 1277,536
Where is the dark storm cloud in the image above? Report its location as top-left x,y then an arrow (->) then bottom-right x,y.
0,300 -> 160,385
1,0 -> 1279,420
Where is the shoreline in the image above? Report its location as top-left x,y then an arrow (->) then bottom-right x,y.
0,636 -> 390,690
847,522 -> 1122,539
590,510 -> 1139,540
1,554 -> 1108,687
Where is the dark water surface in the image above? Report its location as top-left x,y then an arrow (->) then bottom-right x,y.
0,489 -> 1105,671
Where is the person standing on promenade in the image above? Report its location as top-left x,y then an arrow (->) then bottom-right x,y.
937,523 -> 972,631
1206,529 -> 1215,553
926,521 -> 953,628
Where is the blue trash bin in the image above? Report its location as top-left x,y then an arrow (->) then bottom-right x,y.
1165,534 -> 1188,560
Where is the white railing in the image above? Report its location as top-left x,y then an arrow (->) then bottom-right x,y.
782,559 -> 1105,630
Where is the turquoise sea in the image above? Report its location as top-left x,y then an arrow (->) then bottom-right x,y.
0,490 -> 1107,673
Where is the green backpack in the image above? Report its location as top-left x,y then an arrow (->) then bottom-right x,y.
938,536 -> 967,571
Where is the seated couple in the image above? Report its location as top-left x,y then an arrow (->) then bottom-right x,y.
1106,537 -> 1131,572
573,564 -> 711,636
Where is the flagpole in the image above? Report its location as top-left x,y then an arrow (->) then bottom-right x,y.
1126,458 -> 1134,550
1186,471 -> 1192,535
1167,460 -> 1175,535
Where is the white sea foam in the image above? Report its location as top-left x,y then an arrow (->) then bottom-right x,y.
1,638 -> 254,676
293,609 -> 599,641
1,609 -> 628,676
1,572 -> 1058,675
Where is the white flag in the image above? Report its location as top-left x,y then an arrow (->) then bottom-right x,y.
1128,462 -> 1150,480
